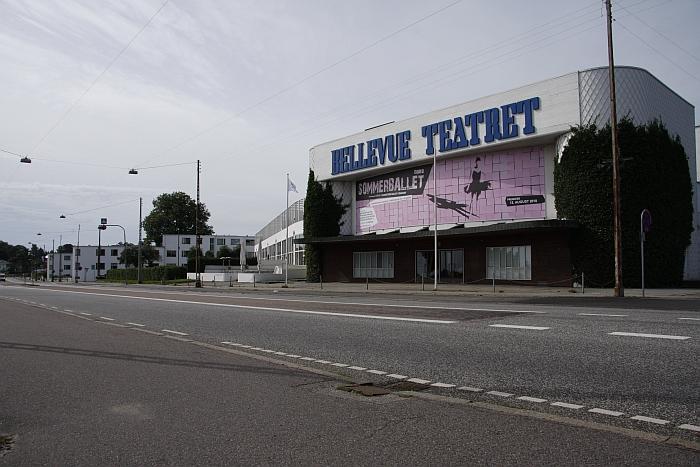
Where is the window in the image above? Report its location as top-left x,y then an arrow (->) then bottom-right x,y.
245,239 -> 255,246
416,249 -> 463,283
96,248 -> 105,256
217,238 -> 225,246
91,265 -> 95,270
182,237 -> 191,245
97,262 -> 105,270
353,251 -> 394,278
230,238 -> 240,246
166,250 -> 177,257
209,238 -> 214,249
181,251 -> 188,257
487,245 -> 531,280
76,248 -> 81,256
111,249 -> 118,256
111,263 -> 118,270
63,255 -> 71,261
64,264 -> 71,270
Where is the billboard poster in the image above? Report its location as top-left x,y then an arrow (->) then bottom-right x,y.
355,146 -> 546,234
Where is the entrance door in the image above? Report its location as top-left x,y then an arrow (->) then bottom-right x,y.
415,249 -> 464,283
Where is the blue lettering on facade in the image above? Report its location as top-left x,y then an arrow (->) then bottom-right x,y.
330,97 -> 541,175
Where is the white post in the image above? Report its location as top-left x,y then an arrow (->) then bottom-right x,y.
285,173 -> 289,287
75,224 -> 80,283
640,210 -> 645,298
433,150 -> 438,291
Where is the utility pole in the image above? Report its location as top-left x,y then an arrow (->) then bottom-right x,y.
195,159 -> 202,288
433,147 -> 438,291
138,197 -> 143,284
606,0 -> 624,297
75,224 -> 80,283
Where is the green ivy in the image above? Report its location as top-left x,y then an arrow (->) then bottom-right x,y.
554,119 -> 693,287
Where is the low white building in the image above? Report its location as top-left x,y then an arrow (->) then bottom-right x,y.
161,234 -> 256,267
255,199 -> 305,266
47,244 -> 166,282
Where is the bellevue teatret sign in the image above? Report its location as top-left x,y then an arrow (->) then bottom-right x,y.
331,97 -> 541,176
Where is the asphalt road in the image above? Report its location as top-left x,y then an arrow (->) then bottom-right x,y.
1,282 -> 698,446
2,295 -> 699,465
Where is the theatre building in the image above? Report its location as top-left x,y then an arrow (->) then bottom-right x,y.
305,66 -> 700,284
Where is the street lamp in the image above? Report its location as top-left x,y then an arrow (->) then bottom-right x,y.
99,223 -> 128,286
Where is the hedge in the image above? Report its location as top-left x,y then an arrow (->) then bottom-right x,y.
105,265 -> 187,282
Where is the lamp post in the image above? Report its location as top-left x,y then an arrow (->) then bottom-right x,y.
99,223 -> 128,286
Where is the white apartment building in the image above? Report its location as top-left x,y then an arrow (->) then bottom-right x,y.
161,234 -> 256,267
47,244 -> 165,282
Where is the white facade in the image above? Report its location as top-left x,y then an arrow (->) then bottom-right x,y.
254,199 -> 305,266
309,66 -> 700,280
161,234 -> 255,267
47,244 -> 166,282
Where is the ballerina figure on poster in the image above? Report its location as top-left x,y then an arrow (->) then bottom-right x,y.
464,157 -> 491,212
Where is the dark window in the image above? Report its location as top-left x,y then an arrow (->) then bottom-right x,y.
63,255 -> 70,261
246,239 -> 255,246
63,265 -> 71,270
110,263 -> 118,270
415,249 -> 464,284
96,249 -> 105,256
111,249 -> 118,256
182,237 -> 191,245
230,238 -> 240,245
167,250 -> 177,257
217,238 -> 225,245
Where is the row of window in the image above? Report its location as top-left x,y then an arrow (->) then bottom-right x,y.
259,236 -> 306,266
352,246 -> 532,281
180,237 -> 254,246
60,263 -> 118,271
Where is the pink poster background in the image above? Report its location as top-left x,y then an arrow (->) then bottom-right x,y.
355,145 -> 546,234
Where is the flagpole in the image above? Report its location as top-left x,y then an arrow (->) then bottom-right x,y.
285,173 -> 289,286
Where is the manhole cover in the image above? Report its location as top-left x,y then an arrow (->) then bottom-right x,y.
338,383 -> 392,397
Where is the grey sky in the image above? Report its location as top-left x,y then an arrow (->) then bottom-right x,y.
1,0 -> 698,248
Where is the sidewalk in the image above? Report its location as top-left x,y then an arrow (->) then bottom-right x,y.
1,299 -> 697,466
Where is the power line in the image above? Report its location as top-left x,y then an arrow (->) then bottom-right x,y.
29,0 -> 170,154
64,198 -> 141,216
136,0 -> 466,167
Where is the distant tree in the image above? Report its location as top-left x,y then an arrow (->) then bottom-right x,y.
216,245 -> 233,258
57,243 -> 73,254
303,170 -> 348,282
118,243 -> 161,267
143,192 -> 213,246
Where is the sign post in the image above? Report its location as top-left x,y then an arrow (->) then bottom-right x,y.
640,209 -> 652,298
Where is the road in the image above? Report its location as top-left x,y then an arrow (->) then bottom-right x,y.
1,281 -> 698,464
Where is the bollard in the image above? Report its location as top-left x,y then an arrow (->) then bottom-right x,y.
492,271 -> 496,293
320,275 -> 323,290
253,275 -> 256,288
422,275 -> 425,291
366,276 -> 369,290
581,271 -> 585,294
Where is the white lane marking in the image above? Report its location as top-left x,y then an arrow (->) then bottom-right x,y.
348,366 -> 367,371
578,313 -> 627,317
50,306 -> 58,309
273,352 -> 288,356
331,363 -> 349,367
17,288 -> 456,324
250,347 -> 264,351
239,345 -> 253,349
630,415 -> 669,425
609,332 -> 690,340
458,386 -> 483,392
286,354 -> 302,358
314,359 -> 331,364
386,374 -> 408,379
261,349 -> 276,353
487,391 -> 513,397
489,324 -> 550,330
127,322 -> 145,327
678,424 -> 700,432
299,357 -> 315,361
79,312 -> 92,316
161,329 -> 189,336
367,369 -> 387,375
407,378 -> 431,384
431,382 -> 456,388
551,402 -> 584,409
99,317 -> 115,321
517,396 -> 547,403
39,284 -> 547,315
588,408 -> 624,417
678,317 -> 700,321
64,309 -> 74,312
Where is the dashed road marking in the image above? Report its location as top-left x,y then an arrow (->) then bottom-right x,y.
589,408 -> 624,417
431,382 -> 456,388
331,363 -> 349,367
274,351 -> 288,356
79,312 -> 92,316
578,313 -> 627,317
299,357 -> 315,361
551,402 -> 584,410
609,332 -> 690,340
678,317 -> 700,321
314,359 -> 331,364
99,317 -> 115,321
487,391 -> 513,397
127,322 -> 145,327
630,415 -> 669,425
386,374 -> 407,379
518,396 -> 547,403
458,386 -> 483,392
489,324 -> 550,330
348,366 -> 367,371
367,369 -> 387,375
678,424 -> 700,432
407,378 -> 431,384
286,354 -> 302,358
261,349 -> 276,353
161,329 -> 188,336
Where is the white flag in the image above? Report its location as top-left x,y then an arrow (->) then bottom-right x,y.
287,177 -> 298,193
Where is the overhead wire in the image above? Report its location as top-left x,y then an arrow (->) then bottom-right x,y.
28,0 -> 170,154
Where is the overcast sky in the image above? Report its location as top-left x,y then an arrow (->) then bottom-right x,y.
1,0 -> 698,248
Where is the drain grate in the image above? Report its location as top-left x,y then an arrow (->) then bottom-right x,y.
0,434 -> 15,457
